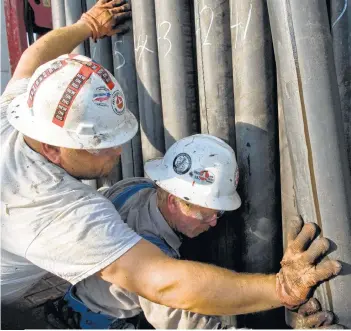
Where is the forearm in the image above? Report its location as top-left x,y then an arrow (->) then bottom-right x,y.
103,220 -> 341,316
153,259 -> 282,316
103,240 -> 281,316
12,21 -> 91,80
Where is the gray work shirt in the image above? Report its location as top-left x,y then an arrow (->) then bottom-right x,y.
76,177 -> 223,329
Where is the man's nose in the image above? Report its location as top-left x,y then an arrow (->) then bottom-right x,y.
207,215 -> 217,227
110,146 -> 122,156
209,218 -> 217,227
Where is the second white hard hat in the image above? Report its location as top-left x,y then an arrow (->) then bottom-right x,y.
7,54 -> 138,150
144,134 -> 242,211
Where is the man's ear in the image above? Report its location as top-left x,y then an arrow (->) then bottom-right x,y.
167,194 -> 179,215
40,143 -> 61,165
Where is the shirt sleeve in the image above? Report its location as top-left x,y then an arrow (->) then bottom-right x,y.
25,192 -> 142,284
139,296 -> 223,329
1,78 -> 30,110
1,78 -> 30,133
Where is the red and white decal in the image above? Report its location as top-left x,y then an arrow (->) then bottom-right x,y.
112,90 -> 125,115
52,66 -> 92,127
69,58 -> 115,90
27,60 -> 67,107
190,169 -> 215,185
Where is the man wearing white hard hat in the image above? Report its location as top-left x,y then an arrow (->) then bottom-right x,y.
47,134 -> 341,329
0,0 -> 342,329
47,134 -> 240,328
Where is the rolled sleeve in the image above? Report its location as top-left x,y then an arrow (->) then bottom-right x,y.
25,194 -> 142,284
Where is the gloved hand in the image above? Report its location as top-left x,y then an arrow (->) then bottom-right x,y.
79,0 -> 132,42
276,218 -> 341,309
287,298 -> 344,329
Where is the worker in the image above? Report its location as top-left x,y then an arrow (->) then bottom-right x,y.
0,0 -> 341,328
46,134 -> 343,329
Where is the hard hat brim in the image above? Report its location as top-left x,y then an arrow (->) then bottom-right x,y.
144,158 -> 242,211
7,93 -> 138,149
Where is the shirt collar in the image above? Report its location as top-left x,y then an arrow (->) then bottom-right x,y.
149,192 -> 182,253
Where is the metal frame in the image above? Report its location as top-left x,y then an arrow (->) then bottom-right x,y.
4,0 -> 28,74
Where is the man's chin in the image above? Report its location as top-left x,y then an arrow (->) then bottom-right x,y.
74,169 -> 112,180
75,175 -> 100,180
75,170 -> 113,180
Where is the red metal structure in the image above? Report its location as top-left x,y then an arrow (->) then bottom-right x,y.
4,0 -> 27,74
4,0 -> 52,74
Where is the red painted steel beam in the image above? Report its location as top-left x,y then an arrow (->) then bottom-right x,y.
4,0 -> 28,74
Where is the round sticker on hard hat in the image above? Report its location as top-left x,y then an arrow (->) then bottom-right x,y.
112,90 -> 125,115
173,153 -> 192,175
190,169 -> 215,185
234,167 -> 239,188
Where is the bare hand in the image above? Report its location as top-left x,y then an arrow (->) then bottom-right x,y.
276,218 -> 341,309
80,0 -> 132,41
287,298 -> 344,329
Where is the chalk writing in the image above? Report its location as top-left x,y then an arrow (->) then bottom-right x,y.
114,36 -> 126,70
198,5 -> 214,46
231,1 -> 253,48
158,21 -> 172,58
332,0 -> 347,28
135,35 -> 154,64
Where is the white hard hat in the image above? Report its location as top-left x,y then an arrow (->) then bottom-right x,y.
144,134 -> 242,211
7,54 -> 138,149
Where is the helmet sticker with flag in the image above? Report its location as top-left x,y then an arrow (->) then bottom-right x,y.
93,86 -> 111,107
173,153 -> 192,175
190,169 -> 215,185
112,90 -> 125,115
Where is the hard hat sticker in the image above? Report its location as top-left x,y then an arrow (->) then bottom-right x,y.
173,153 -> 192,175
28,60 -> 67,107
93,87 -> 111,107
190,169 -> 215,185
53,66 -> 92,127
112,90 -> 125,115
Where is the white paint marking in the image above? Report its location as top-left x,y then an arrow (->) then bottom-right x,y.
135,35 -> 154,65
200,5 -> 214,46
231,1 -> 253,48
243,3 -> 252,40
332,0 -> 348,28
114,36 -> 126,70
158,21 -> 172,58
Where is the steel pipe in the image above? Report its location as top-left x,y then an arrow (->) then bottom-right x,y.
111,14 -> 143,178
51,0 -> 66,29
131,0 -> 165,162
330,0 -> 351,172
268,0 -> 351,326
230,0 -> 282,327
155,0 -> 196,149
64,0 -> 86,55
194,0 -> 236,149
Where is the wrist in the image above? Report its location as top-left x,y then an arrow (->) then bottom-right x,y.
74,20 -> 93,39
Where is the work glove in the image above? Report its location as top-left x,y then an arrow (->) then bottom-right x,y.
80,0 -> 132,42
276,218 -> 341,309
287,298 -> 344,329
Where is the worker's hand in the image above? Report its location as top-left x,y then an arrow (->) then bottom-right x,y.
276,218 -> 341,309
287,298 -> 344,329
79,0 -> 131,42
